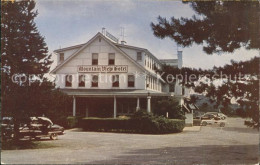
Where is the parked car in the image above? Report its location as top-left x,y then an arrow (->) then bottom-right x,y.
1,116 -> 64,140
200,114 -> 226,127
1,117 -> 15,140
196,112 -> 227,120
204,112 -> 227,120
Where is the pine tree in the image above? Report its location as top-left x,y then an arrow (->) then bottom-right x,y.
1,0 -> 53,136
151,1 -> 259,54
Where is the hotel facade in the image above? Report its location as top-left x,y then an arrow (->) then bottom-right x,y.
50,29 -> 191,119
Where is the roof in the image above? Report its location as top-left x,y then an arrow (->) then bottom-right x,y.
50,32 -> 147,74
159,59 -> 178,62
50,32 -> 171,82
115,43 -> 163,65
60,89 -> 172,97
54,43 -> 85,53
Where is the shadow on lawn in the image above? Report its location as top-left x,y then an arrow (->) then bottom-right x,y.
90,144 -> 258,165
1,139 -> 57,150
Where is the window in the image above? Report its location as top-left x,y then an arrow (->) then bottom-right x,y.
65,75 -> 72,87
92,53 -> 98,65
108,53 -> 115,65
137,52 -> 142,61
60,53 -> 64,62
78,75 -> 85,87
112,75 -> 119,87
91,75 -> 98,87
128,75 -> 135,87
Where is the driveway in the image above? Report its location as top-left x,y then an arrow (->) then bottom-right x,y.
1,118 -> 259,164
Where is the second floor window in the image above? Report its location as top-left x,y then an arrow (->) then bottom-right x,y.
65,75 -> 72,87
108,53 -> 115,65
137,52 -> 142,61
92,53 -> 98,65
78,75 -> 85,87
92,75 -> 98,87
112,75 -> 119,87
128,75 -> 135,87
60,53 -> 64,62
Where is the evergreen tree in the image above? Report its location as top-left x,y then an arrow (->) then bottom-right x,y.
1,0 -> 53,137
151,1 -> 259,54
159,57 -> 259,128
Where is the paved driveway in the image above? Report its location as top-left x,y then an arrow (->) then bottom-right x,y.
1,118 -> 259,164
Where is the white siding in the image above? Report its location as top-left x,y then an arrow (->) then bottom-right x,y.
55,37 -> 145,90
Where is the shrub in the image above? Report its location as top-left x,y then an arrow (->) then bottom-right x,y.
66,116 -> 79,128
80,110 -> 185,134
152,97 -> 185,119
193,119 -> 201,126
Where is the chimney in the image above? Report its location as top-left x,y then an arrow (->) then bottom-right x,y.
102,27 -> 106,35
177,51 -> 183,69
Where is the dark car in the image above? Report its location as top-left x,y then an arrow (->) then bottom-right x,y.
2,116 -> 64,140
1,117 -> 15,140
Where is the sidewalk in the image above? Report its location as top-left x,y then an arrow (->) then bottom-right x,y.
183,126 -> 201,132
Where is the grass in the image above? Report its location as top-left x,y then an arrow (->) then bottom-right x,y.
2,139 -> 57,150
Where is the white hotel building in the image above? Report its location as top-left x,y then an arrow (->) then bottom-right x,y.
50,29 -> 191,119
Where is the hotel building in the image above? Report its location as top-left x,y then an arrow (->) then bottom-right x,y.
50,29 -> 190,119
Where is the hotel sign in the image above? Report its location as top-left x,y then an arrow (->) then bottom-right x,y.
78,65 -> 128,73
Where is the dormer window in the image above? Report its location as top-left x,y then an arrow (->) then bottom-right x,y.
137,52 -> 142,61
60,53 -> 64,62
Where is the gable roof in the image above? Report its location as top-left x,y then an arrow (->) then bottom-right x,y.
50,32 -> 147,74
114,43 -> 163,65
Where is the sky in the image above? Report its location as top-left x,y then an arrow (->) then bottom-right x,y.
34,0 -> 259,72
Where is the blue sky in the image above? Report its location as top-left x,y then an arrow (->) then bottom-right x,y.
35,0 -> 258,71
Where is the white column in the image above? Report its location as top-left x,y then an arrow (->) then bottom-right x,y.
73,96 -> 76,116
85,106 -> 88,117
136,97 -> 140,111
147,96 -> 151,113
113,96 -> 117,118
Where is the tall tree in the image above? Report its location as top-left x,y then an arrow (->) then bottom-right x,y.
1,0 -> 53,137
158,57 -> 259,128
151,1 -> 259,54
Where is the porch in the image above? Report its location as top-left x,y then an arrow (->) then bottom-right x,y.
61,89 -> 173,118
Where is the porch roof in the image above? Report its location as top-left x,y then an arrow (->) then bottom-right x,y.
60,89 -> 174,97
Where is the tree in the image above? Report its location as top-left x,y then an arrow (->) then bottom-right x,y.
151,1 -> 259,54
158,57 -> 259,128
153,97 -> 184,119
1,0 -> 55,138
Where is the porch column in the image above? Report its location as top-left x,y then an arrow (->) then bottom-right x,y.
147,96 -> 151,113
136,97 -> 140,111
113,96 -> 117,118
85,106 -> 88,117
73,96 -> 76,116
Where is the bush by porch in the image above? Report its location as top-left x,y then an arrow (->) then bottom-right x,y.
80,111 -> 185,134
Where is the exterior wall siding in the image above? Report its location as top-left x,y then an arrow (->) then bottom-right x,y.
55,37 -> 146,90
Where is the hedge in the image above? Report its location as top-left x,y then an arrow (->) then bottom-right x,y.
80,117 -> 184,134
66,116 -> 80,128
193,119 -> 201,126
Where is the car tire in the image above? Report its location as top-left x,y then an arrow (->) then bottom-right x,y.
50,133 -> 58,140
220,122 -> 225,127
221,116 -> 226,120
202,121 -> 207,126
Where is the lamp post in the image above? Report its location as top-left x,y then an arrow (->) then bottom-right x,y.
147,92 -> 151,113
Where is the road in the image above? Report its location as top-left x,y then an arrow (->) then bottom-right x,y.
1,118 -> 259,164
